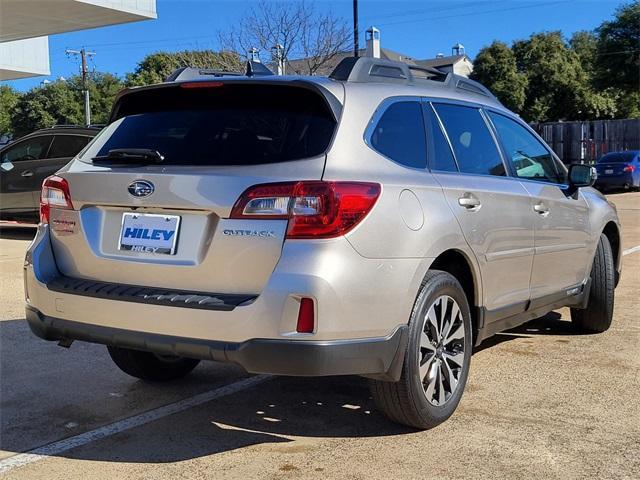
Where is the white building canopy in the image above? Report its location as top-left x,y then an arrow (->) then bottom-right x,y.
0,0 -> 157,80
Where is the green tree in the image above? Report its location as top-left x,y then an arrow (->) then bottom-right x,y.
125,50 -> 242,86
595,1 -> 640,92
11,80 -> 83,137
513,32 -> 616,121
0,85 -> 21,140
10,73 -> 124,137
470,41 -> 528,112
570,30 -> 598,78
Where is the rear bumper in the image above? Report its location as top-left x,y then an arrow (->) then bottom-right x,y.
595,173 -> 636,187
26,305 -> 407,378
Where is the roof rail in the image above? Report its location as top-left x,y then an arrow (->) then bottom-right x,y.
165,60 -> 274,82
329,57 -> 448,84
329,56 -> 498,102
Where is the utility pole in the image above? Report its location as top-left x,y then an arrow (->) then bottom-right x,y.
353,0 -> 359,57
66,48 -> 96,126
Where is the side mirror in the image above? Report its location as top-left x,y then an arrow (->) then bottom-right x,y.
568,163 -> 596,189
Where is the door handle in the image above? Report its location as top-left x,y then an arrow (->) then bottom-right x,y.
458,193 -> 481,210
533,202 -> 550,216
20,170 -> 34,177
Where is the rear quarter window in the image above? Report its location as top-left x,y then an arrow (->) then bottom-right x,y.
369,100 -> 427,169
85,84 -> 336,166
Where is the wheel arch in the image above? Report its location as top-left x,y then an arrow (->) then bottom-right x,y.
601,221 -> 621,286
428,249 -> 482,341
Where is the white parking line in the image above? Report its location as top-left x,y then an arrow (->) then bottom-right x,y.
0,375 -> 270,474
623,245 -> 640,256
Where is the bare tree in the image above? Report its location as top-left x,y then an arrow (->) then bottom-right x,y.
219,1 -> 351,75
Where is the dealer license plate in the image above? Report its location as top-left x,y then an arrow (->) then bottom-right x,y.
118,212 -> 180,255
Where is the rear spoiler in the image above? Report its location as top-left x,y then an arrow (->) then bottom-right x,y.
108,78 -> 344,124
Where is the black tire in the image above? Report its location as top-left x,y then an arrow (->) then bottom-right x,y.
571,234 -> 615,333
370,270 -> 473,429
107,346 -> 200,381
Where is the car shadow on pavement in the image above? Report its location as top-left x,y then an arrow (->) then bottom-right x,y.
1,310 -> 593,465
0,225 -> 36,240
60,375 -> 414,464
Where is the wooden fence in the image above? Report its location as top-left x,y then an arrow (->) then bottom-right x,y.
531,119 -> 640,164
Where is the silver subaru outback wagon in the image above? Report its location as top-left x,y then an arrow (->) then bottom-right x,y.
24,57 -> 622,429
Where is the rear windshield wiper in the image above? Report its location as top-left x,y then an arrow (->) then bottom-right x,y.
92,149 -> 165,165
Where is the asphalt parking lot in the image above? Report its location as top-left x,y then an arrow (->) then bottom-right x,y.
0,192 -> 638,480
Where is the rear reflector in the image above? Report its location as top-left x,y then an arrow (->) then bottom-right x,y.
296,298 -> 315,333
230,181 -> 381,239
40,175 -> 73,224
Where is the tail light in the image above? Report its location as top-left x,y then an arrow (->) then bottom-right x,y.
623,164 -> 635,173
40,175 -> 73,224
230,181 -> 381,239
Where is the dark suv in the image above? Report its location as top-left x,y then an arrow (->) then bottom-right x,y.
0,126 -> 100,222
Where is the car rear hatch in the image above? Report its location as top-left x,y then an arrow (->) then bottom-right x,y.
45,80 -> 342,295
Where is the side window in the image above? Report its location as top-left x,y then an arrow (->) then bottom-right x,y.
47,135 -> 91,159
433,103 -> 506,176
423,103 -> 457,172
488,112 -> 563,183
370,101 -> 427,169
1,136 -> 53,163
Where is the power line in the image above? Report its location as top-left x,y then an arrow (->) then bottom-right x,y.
376,0 -> 571,27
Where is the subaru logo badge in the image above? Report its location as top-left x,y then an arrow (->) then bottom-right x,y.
128,180 -> 154,198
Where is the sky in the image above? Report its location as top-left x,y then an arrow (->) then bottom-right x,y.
2,0 -> 626,92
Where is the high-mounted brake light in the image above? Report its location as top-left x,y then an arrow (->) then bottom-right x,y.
40,175 -> 73,224
623,164 -> 635,173
230,181 -> 381,239
180,81 -> 224,89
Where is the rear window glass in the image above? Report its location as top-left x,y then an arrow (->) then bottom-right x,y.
87,84 -> 336,166
598,152 -> 636,163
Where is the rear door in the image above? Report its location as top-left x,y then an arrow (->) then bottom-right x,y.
429,102 -> 534,317
0,134 -> 54,213
48,82 -> 340,295
486,111 -> 591,300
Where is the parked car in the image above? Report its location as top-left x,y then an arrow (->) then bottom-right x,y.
594,150 -> 640,192
0,126 -> 100,222
24,58 -> 622,429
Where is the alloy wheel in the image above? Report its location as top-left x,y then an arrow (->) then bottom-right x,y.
418,295 -> 466,406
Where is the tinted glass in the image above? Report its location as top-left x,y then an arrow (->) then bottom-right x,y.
489,112 -> 563,183
423,104 -> 457,172
598,152 -> 637,163
370,101 -> 427,169
1,136 -> 53,163
434,104 -> 505,176
48,135 -> 91,158
91,84 -> 335,166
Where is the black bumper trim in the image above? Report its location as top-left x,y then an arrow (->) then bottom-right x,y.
26,306 -> 408,378
46,275 -> 256,311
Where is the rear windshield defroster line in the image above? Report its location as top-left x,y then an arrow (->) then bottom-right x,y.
94,84 -> 337,166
